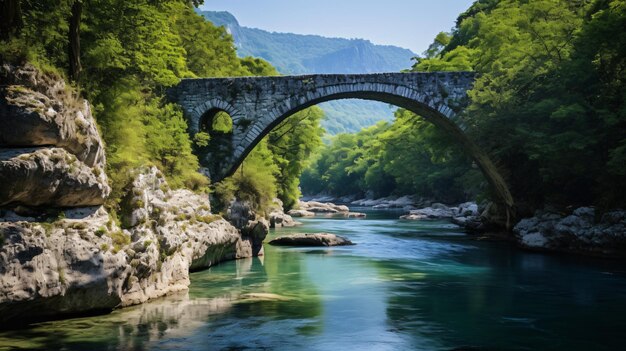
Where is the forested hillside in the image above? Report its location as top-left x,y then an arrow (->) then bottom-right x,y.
302,0 -> 626,212
0,0 -> 322,214
198,10 -> 413,134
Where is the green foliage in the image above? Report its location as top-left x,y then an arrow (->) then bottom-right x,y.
268,107 -> 324,209
304,0 -> 626,210
240,57 -> 280,76
193,132 -> 211,147
0,0 -> 263,216
196,214 -> 222,224
212,106 -> 324,213
211,111 -> 234,133
171,4 -> 247,77
108,230 -> 131,253
95,227 -> 107,238
409,0 -> 626,209
213,139 -> 279,215
301,114 -> 479,203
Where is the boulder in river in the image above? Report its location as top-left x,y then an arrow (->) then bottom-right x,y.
269,233 -> 354,247
268,198 -> 301,228
400,203 -> 457,220
298,200 -> 349,213
287,209 -> 316,217
513,207 -> 626,256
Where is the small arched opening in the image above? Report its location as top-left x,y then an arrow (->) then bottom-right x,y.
194,108 -> 235,178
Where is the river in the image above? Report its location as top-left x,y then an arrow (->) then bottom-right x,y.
1,208 -> 625,350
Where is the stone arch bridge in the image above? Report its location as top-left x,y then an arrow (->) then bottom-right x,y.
168,72 -> 514,222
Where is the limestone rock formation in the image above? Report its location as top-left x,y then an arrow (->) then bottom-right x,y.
269,233 -> 354,247
514,207 -> 626,256
0,65 -> 266,326
292,200 -> 365,218
0,147 -> 110,207
0,64 -> 105,167
268,198 -> 300,228
0,64 -> 109,207
0,167 -> 265,325
287,209 -> 316,218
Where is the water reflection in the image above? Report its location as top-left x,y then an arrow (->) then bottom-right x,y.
380,244 -> 626,350
0,253 -> 324,351
1,211 -> 626,350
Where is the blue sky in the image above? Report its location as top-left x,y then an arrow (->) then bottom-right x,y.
199,1 -> 476,54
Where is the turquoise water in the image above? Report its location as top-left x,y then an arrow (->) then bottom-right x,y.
1,209 -> 626,350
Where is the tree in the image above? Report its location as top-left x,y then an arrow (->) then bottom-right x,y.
0,0 -> 23,40
68,0 -> 82,81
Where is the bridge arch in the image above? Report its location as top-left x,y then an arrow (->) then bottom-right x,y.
168,73 -> 515,226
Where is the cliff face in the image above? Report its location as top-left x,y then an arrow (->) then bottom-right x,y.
0,64 -> 110,206
0,65 -> 267,326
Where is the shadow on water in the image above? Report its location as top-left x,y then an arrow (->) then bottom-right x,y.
377,241 -> 626,350
0,255 -> 323,351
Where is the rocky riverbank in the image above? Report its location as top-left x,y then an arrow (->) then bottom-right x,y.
0,64 -> 266,326
288,200 -> 366,218
302,194 -> 420,210
399,202 -> 489,231
514,207 -> 626,257
400,200 -> 626,257
269,233 -> 354,247
268,199 -> 300,228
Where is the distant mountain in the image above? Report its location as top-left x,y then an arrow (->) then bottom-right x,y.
198,10 -> 416,134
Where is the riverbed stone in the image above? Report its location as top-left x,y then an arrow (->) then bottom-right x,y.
514,207 -> 626,255
298,200 -> 350,214
400,203 -> 458,220
268,198 -> 300,228
287,209 -> 316,217
269,233 -> 354,247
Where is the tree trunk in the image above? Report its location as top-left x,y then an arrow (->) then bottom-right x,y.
0,0 -> 23,40
68,0 -> 83,82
